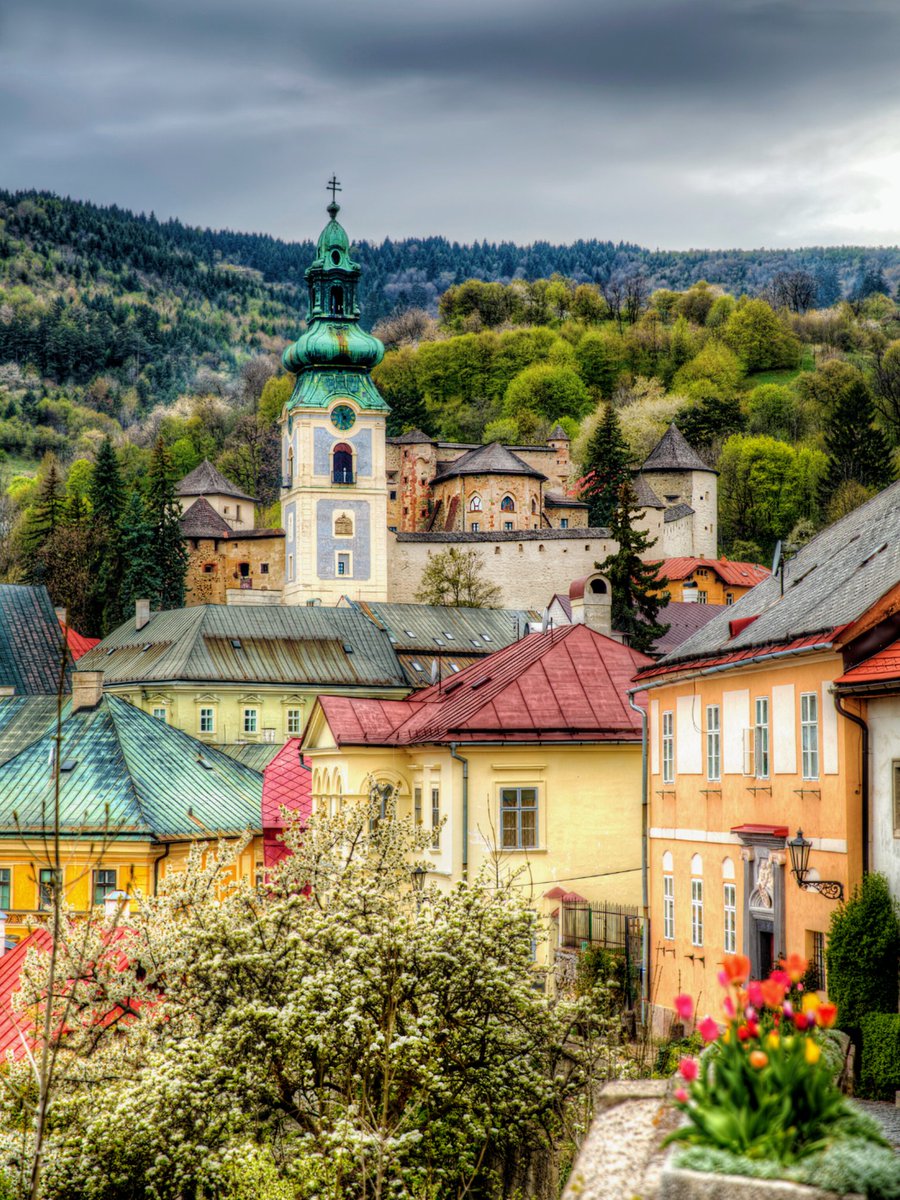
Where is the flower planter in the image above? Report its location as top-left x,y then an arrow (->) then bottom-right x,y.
659,1160 -> 864,1200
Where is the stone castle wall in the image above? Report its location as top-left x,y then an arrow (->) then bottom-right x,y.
185,534 -> 285,606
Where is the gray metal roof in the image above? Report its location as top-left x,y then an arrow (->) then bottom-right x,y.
176,459 -> 257,502
0,585 -> 70,695
654,479 -> 900,667
81,605 -> 407,688
0,697 -> 61,765
642,425 -> 715,474
543,491 -> 588,509
348,600 -> 538,652
664,503 -> 695,523
432,442 -> 547,483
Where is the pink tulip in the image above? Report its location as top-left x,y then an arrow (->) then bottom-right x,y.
674,1087 -> 689,1103
674,994 -> 694,1022
699,1016 -> 719,1043
748,981 -> 764,1009
723,995 -> 735,1017
679,1056 -> 699,1082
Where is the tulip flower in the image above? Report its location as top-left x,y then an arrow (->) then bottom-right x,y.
699,1016 -> 719,1043
769,969 -> 790,989
793,1012 -> 809,1031
766,1031 -> 780,1050
804,1039 -> 821,1064
781,953 -> 808,983
748,981 -> 764,1009
802,992 -> 821,1015
760,978 -> 787,1009
674,1087 -> 689,1104
816,1002 -> 837,1029
749,1050 -> 768,1069
720,954 -> 751,984
722,995 -> 735,1017
674,994 -> 694,1022
679,1056 -> 699,1082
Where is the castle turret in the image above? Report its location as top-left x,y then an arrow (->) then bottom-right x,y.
638,424 -> 717,558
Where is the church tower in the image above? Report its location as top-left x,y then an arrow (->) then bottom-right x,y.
280,185 -> 390,605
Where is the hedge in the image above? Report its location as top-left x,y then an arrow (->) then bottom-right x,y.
860,1012 -> 900,1101
827,873 -> 900,1033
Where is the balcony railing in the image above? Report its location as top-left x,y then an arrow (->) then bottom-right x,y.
333,468 -> 355,484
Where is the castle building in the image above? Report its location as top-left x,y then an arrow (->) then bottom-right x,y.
633,424 -> 718,559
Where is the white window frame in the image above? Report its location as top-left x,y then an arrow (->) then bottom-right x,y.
697,591 -> 708,605
243,708 -> 258,735
199,707 -> 215,735
663,874 -> 674,940
499,787 -> 538,850
801,692 -> 819,780
691,877 -> 704,947
706,704 -> 721,781
430,786 -> 440,849
662,710 -> 674,784
335,551 -> 352,578
286,708 -> 302,736
723,882 -> 737,954
152,707 -> 166,722
754,697 -> 769,780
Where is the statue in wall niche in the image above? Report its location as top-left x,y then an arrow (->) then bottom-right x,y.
750,855 -> 774,910
334,513 -> 353,536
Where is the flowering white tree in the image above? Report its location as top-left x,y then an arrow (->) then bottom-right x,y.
5,791 -> 621,1200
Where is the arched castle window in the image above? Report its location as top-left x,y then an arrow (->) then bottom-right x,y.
500,495 -> 515,512
531,497 -> 537,514
333,443 -> 354,484
590,578 -> 607,595
330,285 -> 344,316
469,495 -> 483,512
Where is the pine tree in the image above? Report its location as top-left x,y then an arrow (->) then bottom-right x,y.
89,437 -> 126,634
146,438 -> 188,610
89,436 -> 124,527
822,375 -> 893,502
115,491 -> 162,623
19,455 -> 65,582
579,404 -> 632,528
599,482 -> 669,655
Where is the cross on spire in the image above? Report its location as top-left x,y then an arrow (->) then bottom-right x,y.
327,175 -> 342,204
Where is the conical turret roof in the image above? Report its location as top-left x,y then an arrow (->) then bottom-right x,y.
642,424 -> 715,473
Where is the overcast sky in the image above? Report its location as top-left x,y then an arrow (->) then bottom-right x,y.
3,0 -> 900,249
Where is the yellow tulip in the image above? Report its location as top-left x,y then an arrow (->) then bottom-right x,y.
802,992 -> 821,1015
804,1039 -> 821,1065
766,1032 -> 780,1050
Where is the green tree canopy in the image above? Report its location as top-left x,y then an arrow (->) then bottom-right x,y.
503,362 -> 592,426
414,546 -> 502,607
579,403 -> 633,528
722,298 -> 800,371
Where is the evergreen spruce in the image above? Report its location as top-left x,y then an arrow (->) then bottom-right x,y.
579,404 -> 632,528
89,437 -> 125,526
19,455 -> 65,582
116,491 -> 162,623
89,437 -> 126,634
822,376 -> 893,502
147,438 -> 188,609
599,482 -> 669,655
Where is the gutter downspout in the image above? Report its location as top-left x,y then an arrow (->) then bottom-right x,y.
450,742 -> 469,882
833,692 -> 869,877
153,842 -> 171,896
628,692 -> 650,1023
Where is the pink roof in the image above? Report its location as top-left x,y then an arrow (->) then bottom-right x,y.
262,738 -> 312,867
58,620 -> 100,661
836,639 -> 900,686
636,631 -> 838,681
313,626 -> 653,747
655,558 -> 770,588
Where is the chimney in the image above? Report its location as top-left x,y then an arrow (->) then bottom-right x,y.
71,671 -> 104,712
135,599 -> 151,631
0,910 -> 7,957
570,573 -> 613,637
104,890 -> 130,923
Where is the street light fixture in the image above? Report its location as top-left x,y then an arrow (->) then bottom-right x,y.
411,865 -> 427,908
787,829 -> 844,901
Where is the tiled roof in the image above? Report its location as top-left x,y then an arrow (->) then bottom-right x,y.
311,625 -> 653,747
388,429 -> 434,445
543,490 -> 588,509
0,694 -> 262,839
664,503 -> 695,524
0,585 -> 71,695
649,601 -> 725,657
549,423 -> 570,440
656,558 -> 771,587
61,622 -> 100,661
394,527 -> 611,543
432,442 -> 547,483
175,459 -> 256,501
262,737 -> 312,866
180,497 -> 234,539
836,639 -> 900,687
642,424 -> 714,473
642,480 -> 900,677
81,606 -> 407,689
632,475 -> 664,509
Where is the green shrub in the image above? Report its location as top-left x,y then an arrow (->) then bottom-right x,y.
860,1012 -> 900,1100
827,873 -> 900,1034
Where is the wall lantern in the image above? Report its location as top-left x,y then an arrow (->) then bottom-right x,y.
787,829 -> 844,901
411,865 -> 428,909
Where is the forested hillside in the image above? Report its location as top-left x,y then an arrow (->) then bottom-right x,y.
3,187 -> 900,636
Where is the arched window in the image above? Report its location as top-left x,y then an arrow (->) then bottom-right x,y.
500,495 -> 515,512
531,497 -> 537,514
332,443 -> 354,484
590,578 -> 608,595
469,495 -> 483,512
330,285 -> 344,315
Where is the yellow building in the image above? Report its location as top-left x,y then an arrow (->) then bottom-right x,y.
0,674 -> 264,942
634,482 -> 900,1026
652,556 -> 770,607
302,622 -> 653,961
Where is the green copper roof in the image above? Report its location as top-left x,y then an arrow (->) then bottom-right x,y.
282,197 -> 387,408
0,694 -> 262,839
286,368 -> 388,413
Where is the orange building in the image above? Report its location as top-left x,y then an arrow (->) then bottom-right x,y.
653,557 -> 770,607
633,484 -> 900,1026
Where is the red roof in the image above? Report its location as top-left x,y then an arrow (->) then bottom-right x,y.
836,638 -> 900,686
262,738 -> 312,867
655,558 -> 770,588
312,626 -> 654,747
731,824 -> 789,838
635,632 -> 837,681
58,619 -> 100,661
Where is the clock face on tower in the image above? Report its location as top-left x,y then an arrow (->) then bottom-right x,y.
331,404 -> 356,432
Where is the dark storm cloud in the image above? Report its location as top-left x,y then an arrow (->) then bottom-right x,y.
2,0 -> 900,246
